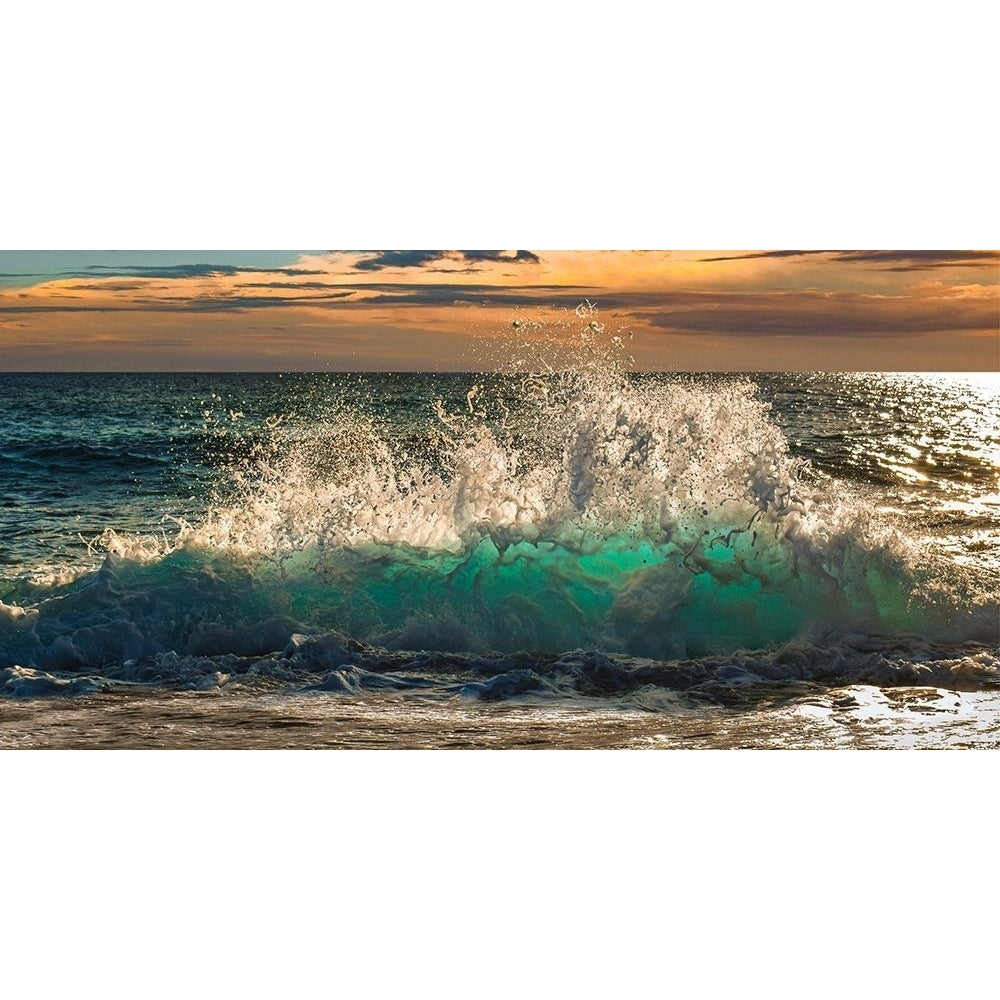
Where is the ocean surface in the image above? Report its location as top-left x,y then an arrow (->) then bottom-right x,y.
2,341 -> 998,747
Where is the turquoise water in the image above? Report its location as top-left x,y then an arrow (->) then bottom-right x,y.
0,365 -> 997,735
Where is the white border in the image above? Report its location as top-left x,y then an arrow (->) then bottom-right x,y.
3,5 -> 996,997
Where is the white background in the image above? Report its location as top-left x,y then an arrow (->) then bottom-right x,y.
3,3 -> 998,998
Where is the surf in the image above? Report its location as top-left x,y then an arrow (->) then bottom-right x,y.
1,306 -> 996,699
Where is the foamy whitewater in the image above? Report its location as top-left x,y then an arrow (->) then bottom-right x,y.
1,314 -> 998,746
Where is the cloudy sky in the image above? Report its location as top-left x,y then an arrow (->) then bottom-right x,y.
0,249 -> 997,371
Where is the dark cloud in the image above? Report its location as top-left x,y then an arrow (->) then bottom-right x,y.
69,282 -> 148,292
238,281 -> 343,290
0,305 -> 119,314
699,250 -> 1000,270
80,264 -> 326,278
357,282 -> 586,294
183,293 -> 354,311
830,250 -> 1000,270
699,251 -> 820,262
354,251 -> 448,272
353,250 -> 540,271
635,289 -> 998,338
0,291 -> 356,315
340,282 -> 594,308
462,250 -> 540,264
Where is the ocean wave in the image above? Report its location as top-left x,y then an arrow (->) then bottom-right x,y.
1,316 -> 997,699
2,621 -> 996,702
2,442 -> 173,469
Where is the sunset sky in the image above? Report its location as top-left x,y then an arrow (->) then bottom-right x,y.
1,250 -> 997,372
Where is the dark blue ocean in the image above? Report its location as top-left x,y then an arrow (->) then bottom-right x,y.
1,365 -> 997,747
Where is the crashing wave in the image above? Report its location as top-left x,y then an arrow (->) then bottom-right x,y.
1,308 -> 996,697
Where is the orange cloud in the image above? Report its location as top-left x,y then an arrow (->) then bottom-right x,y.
1,251 -> 996,372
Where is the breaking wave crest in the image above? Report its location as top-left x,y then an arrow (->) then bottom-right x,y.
1,310 -> 997,699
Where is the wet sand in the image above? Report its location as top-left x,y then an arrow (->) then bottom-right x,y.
2,684 -> 997,749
